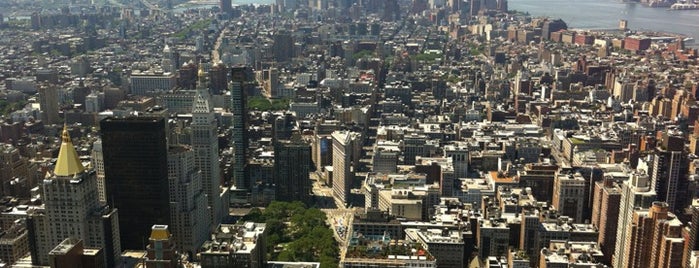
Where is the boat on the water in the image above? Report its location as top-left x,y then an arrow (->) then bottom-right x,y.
669,2 -> 699,9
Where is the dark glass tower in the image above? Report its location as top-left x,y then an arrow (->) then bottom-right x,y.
100,117 -> 170,250
273,137 -> 312,203
230,67 -> 251,189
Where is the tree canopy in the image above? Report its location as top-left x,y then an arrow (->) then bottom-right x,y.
241,201 -> 339,268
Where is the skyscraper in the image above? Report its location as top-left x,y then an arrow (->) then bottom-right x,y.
272,31 -> 293,62
38,84 -> 60,125
29,126 -> 121,266
145,225 -> 178,268
230,66 -> 251,189
612,171 -> 657,268
332,130 -> 361,206
209,62 -> 228,95
552,173 -> 586,223
100,117 -> 170,250
623,202 -> 684,268
273,136 -> 312,203
91,139 -> 106,204
541,19 -> 568,40
651,133 -> 689,212
591,177 -> 621,265
192,68 -> 225,227
167,145 -> 211,256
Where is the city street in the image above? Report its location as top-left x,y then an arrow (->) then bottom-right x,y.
311,172 -> 357,261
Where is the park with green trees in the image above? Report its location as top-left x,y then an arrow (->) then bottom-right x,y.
242,201 -> 339,268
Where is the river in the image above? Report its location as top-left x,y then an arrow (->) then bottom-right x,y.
180,0 -> 699,40
508,0 -> 699,39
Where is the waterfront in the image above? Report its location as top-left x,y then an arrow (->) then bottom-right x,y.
233,0 -> 699,39
509,0 -> 699,39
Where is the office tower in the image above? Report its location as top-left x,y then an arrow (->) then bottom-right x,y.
372,142 -> 399,174
30,126 -> 121,266
220,0 -> 232,13
402,134 -> 427,165
651,133 -> 689,212
0,222 -> 29,265
539,240 -> 605,267
273,136 -> 312,203
405,228 -> 465,267
476,218 -> 510,260
520,208 -> 541,261
192,70 -> 225,227
178,62 -> 198,89
91,139 -> 106,204
48,238 -> 104,267
541,19 -> 567,40
469,0 -> 481,17
209,62 -> 227,95
685,199 -> 699,268
101,117 -> 170,250
591,178 -> 621,265
445,142 -> 469,178
38,84 -> 60,125
230,67 -> 251,189
552,173 -> 586,223
129,71 -> 177,95
145,225 -> 178,268
272,31 -> 293,62
623,202 -> 684,268
332,130 -> 361,206
612,172 -> 657,268
200,222 -> 267,268
161,44 -> 178,73
167,145 -> 211,255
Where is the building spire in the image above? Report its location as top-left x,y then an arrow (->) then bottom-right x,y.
54,124 -> 85,176
197,60 -> 206,87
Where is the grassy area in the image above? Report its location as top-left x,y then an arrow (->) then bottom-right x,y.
569,137 -> 586,145
353,50 -> 374,60
242,201 -> 339,268
248,96 -> 290,111
0,100 -> 27,116
412,53 -> 442,62
173,18 -> 212,39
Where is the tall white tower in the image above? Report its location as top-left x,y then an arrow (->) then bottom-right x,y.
192,66 -> 225,227
30,126 -> 121,266
167,144 -> 211,255
91,139 -> 106,204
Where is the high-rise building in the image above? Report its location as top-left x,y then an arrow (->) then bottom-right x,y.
0,222 -> 29,265
541,19 -> 567,40
48,238 -> 104,268
591,177 -> 621,265
272,31 -> 293,62
167,145 -> 211,255
29,126 -> 121,266
100,117 -> 170,250
220,0 -> 232,14
91,139 -> 106,204
552,173 -> 586,223
623,202 -> 684,268
273,136 -> 312,203
129,70 -> 177,95
230,66 -> 251,189
145,225 -> 178,268
651,134 -> 689,212
200,222 -> 267,268
192,69 -> 225,227
209,62 -> 228,95
332,130 -> 361,206
38,84 -> 60,125
405,228 -> 465,268
612,172 -> 656,268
